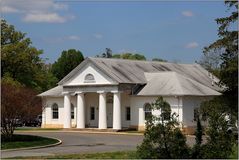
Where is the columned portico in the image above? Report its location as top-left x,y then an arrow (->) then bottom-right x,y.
63,92 -> 71,128
76,92 -> 85,128
112,91 -> 121,130
98,91 -> 107,129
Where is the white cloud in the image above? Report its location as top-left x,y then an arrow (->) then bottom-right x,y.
185,42 -> 199,49
182,11 -> 194,17
1,0 -> 73,23
67,35 -> 80,41
1,6 -> 20,13
94,34 -> 103,39
23,13 -> 67,23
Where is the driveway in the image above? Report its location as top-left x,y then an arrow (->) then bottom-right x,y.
1,131 -> 197,158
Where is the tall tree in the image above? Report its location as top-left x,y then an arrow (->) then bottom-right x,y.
202,1 -> 238,115
1,19 -> 57,91
52,49 -> 84,80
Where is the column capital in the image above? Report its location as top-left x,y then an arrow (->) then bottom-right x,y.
97,91 -> 106,94
111,90 -> 122,94
75,91 -> 84,94
62,92 -> 70,95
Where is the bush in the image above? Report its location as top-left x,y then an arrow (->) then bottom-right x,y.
136,97 -> 190,159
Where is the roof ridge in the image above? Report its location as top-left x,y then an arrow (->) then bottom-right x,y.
171,72 -> 185,95
88,57 -> 196,66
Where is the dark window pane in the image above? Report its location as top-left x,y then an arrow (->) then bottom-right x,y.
90,107 -> 95,120
52,103 -> 58,119
126,107 -> 131,121
71,104 -> 74,119
144,103 -> 152,120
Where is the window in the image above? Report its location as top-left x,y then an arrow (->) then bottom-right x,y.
126,107 -> 131,121
71,104 -> 74,119
161,107 -> 170,121
144,103 -> 152,120
52,103 -> 59,119
90,107 -> 95,120
84,74 -> 95,83
194,108 -> 199,121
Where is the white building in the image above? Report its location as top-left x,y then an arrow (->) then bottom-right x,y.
39,57 -> 221,134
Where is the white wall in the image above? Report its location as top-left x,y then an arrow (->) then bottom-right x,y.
182,96 -> 212,127
66,63 -> 115,85
43,92 -> 133,128
43,96 -> 77,127
130,96 -> 183,127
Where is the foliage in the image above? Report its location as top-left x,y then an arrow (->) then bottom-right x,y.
199,97 -> 236,159
112,53 -> 146,60
136,97 -> 190,159
152,58 -> 168,62
96,48 -> 113,58
1,81 -> 42,140
51,49 -> 84,80
191,115 -> 203,158
200,1 -> 238,115
1,19 -> 57,92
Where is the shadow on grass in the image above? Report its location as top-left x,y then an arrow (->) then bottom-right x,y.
1,134 -> 59,150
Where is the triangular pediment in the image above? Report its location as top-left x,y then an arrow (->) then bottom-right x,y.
61,60 -> 117,86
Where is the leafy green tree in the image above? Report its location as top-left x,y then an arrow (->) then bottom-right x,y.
152,58 -> 168,62
1,19 -> 57,91
199,97 -> 236,159
202,1 -> 238,115
136,97 -> 190,159
52,49 -> 84,80
112,53 -> 146,60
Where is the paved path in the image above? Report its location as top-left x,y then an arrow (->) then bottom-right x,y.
1,131 -> 197,158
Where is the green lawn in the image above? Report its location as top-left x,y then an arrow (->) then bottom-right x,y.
10,151 -> 137,159
229,144 -> 238,159
1,134 -> 59,150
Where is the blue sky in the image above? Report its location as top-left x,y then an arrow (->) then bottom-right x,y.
1,0 -> 229,63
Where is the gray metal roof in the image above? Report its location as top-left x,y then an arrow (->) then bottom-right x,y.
137,72 -> 221,96
90,57 -> 220,91
41,57 -> 222,97
38,85 -> 63,97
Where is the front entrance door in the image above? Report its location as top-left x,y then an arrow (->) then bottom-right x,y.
107,104 -> 113,128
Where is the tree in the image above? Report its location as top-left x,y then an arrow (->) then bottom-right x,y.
96,48 -> 113,58
51,49 -> 84,80
191,115 -> 203,158
1,19 -> 57,92
136,97 -> 190,159
112,53 -> 146,60
199,97 -> 236,159
152,58 -> 168,62
201,1 -> 238,115
1,80 -> 42,140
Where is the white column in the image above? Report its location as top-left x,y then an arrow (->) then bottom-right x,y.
63,93 -> 71,128
112,91 -> 121,130
76,92 -> 85,128
98,91 -> 107,129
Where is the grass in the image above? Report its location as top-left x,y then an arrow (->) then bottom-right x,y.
229,144 -> 238,159
1,134 -> 59,150
9,151 -> 137,159
15,127 -> 62,131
